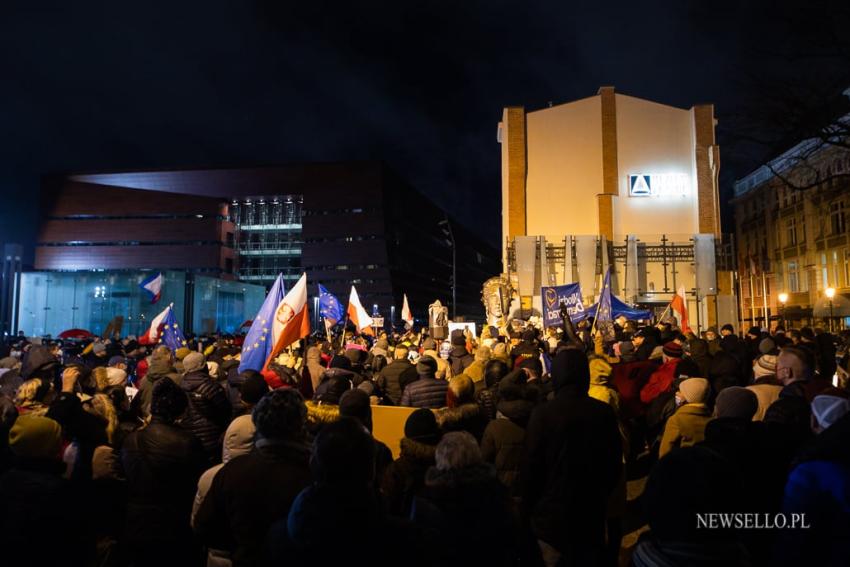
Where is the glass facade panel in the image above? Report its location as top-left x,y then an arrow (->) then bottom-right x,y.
18,271 -> 264,338
193,275 -> 266,335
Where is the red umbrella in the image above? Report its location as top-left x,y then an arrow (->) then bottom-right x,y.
58,328 -> 94,339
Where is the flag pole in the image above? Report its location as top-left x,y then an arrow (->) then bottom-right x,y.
657,302 -> 672,325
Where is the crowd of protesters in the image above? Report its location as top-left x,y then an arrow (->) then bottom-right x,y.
1,315 -> 849,567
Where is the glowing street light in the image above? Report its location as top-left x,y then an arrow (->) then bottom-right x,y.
825,287 -> 836,331
778,292 -> 789,329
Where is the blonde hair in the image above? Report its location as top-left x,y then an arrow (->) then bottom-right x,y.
92,367 -> 110,392
86,393 -> 119,445
15,378 -> 45,404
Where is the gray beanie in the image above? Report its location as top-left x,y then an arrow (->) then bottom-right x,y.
182,351 -> 206,374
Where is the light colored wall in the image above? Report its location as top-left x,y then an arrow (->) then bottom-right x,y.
525,96 -> 603,240
613,94 -> 699,237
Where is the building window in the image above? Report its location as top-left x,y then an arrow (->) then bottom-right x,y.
786,218 -> 797,246
844,250 -> 850,288
788,261 -> 799,293
822,253 -> 829,288
831,202 -> 846,235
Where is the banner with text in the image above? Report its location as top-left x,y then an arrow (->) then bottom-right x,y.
542,283 -> 586,328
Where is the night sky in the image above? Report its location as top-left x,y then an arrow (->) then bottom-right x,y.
3,1 -> 848,263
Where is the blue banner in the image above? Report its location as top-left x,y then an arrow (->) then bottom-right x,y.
541,283 -> 586,328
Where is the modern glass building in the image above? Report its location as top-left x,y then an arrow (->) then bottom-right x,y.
18,270 -> 264,338
230,195 -> 303,285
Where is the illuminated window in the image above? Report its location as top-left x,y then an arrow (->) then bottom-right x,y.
788,261 -> 799,293
831,202 -> 846,235
786,218 -> 797,246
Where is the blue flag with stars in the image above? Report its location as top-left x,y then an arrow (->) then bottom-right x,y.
318,284 -> 343,325
160,306 -> 187,352
239,273 -> 286,372
595,267 -> 616,342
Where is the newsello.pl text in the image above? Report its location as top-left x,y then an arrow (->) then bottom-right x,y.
697,513 -> 810,530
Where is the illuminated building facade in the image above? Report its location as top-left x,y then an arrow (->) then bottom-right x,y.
499,87 -> 735,329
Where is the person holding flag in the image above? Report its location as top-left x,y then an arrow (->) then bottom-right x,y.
347,285 -> 374,336
239,274 -> 287,373
264,273 -> 311,370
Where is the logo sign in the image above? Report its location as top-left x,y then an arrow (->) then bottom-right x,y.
629,173 -> 689,197
541,283 -> 586,328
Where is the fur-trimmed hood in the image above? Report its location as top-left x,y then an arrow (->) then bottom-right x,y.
424,461 -> 497,488
399,437 -> 438,462
496,398 -> 533,426
436,402 -> 480,429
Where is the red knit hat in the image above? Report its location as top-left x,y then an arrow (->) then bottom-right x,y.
662,341 -> 683,358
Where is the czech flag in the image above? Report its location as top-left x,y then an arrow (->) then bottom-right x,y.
139,272 -> 163,304
265,273 -> 311,369
347,285 -> 374,336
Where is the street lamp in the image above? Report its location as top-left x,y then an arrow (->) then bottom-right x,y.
825,287 -> 836,332
778,292 -> 788,330
438,217 -> 456,319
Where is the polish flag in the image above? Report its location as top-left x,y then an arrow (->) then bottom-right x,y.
265,273 -> 311,368
670,286 -> 691,334
140,303 -> 172,345
401,293 -> 414,329
347,286 -> 374,335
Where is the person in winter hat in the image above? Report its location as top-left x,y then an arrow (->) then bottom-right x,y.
640,341 -> 683,405
338,388 -> 393,479
522,348 -> 622,564
400,356 -> 449,409
658,378 -> 711,458
447,329 -> 474,376
415,431 -> 519,565
375,345 -> 418,405
779,391 -> 850,566
121,378 -> 207,566
747,353 -> 782,421
381,408 -> 441,516
195,388 -> 312,567
421,337 -> 449,379
180,352 -> 231,463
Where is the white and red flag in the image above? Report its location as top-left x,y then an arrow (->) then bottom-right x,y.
401,293 -> 414,329
347,285 -> 374,335
670,286 -> 692,334
265,273 -> 311,368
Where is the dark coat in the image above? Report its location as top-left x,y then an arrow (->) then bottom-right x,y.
194,440 -> 312,567
777,412 -> 850,567
414,462 -> 519,565
121,418 -> 207,555
447,345 -> 474,376
481,398 -> 533,496
521,384 -> 623,554
268,484 -> 426,565
0,458 -> 93,566
375,359 -> 418,405
134,357 -> 181,417
180,369 -> 231,459
400,375 -> 448,409
436,402 -> 489,442
381,437 -> 437,517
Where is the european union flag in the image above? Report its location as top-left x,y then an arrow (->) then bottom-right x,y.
239,273 -> 286,373
318,284 -> 343,325
595,267 -> 616,342
160,306 -> 187,352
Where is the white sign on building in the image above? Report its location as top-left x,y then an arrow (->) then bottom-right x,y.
628,173 -> 689,197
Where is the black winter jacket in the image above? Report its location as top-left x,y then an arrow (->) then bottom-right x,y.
376,359 -> 418,405
400,376 -> 448,409
121,418 -> 207,551
194,439 -> 312,567
481,398 -> 533,496
180,369 -> 231,459
447,346 -> 474,376
521,385 -> 622,553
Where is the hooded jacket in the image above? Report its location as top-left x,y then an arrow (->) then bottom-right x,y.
435,402 -> 488,442
135,355 -> 181,417
521,349 -> 623,552
381,437 -> 438,517
481,397 -> 533,496
658,403 -> 712,458
447,345 -> 474,377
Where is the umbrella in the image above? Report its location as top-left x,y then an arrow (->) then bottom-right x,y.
58,328 -> 94,340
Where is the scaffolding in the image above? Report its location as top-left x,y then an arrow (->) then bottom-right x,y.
231,195 -> 303,286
